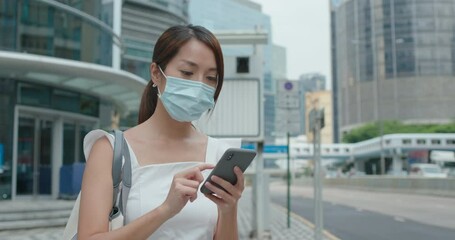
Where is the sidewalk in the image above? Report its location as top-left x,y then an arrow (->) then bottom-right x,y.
238,188 -> 334,240
0,188 -> 332,240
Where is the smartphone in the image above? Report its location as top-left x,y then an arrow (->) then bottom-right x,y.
201,148 -> 257,194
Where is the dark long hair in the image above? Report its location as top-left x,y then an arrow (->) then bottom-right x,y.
138,25 -> 224,124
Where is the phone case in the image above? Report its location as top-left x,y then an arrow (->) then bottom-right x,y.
200,148 -> 257,194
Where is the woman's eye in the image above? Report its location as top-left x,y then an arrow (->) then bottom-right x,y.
207,76 -> 217,82
180,70 -> 193,76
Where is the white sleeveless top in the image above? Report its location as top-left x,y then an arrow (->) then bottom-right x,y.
83,130 -> 238,240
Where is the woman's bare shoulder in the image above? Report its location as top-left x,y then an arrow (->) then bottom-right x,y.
86,136 -> 113,167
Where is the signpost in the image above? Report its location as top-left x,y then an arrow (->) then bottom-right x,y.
0,144 -> 3,174
276,80 -> 300,228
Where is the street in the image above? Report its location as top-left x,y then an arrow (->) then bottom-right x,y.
270,181 -> 455,240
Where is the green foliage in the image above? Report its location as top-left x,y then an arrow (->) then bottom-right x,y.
342,121 -> 455,143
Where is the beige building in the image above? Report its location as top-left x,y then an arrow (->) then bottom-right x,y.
305,91 -> 334,144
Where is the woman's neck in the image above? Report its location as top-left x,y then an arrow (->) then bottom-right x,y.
142,102 -> 197,140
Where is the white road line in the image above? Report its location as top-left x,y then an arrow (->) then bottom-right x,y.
394,216 -> 405,222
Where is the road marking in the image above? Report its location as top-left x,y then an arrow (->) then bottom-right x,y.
356,208 -> 363,212
394,216 -> 405,222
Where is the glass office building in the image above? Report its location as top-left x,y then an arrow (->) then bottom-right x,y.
0,0 -> 149,200
121,0 -> 188,80
332,0 -> 455,137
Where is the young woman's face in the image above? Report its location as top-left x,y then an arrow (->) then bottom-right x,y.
162,38 -> 218,88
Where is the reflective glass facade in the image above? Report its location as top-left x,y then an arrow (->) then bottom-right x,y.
0,0 -> 115,199
0,0 -> 115,66
121,0 -> 188,80
333,0 -> 455,135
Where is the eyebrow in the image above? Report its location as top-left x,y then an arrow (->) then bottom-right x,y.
180,60 -> 217,72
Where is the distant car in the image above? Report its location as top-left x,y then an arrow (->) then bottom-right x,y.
409,164 -> 447,178
324,170 -> 338,178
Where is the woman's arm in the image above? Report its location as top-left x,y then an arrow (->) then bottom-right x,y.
78,137 -> 172,240
214,208 -> 238,240
78,137 -> 215,240
204,166 -> 245,240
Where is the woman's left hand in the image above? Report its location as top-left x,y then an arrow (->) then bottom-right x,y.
203,166 -> 244,214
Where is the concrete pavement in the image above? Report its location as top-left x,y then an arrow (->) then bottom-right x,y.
238,188 -> 335,240
273,180 -> 455,230
0,186 -> 336,240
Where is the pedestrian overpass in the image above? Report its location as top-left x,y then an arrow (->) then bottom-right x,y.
247,133 -> 455,174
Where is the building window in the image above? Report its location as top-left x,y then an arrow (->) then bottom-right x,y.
18,82 -> 99,117
402,139 -> 412,145
431,139 -> 441,145
80,95 -> 99,117
447,139 -> 455,145
18,83 -> 51,107
63,123 -> 76,165
52,89 -> 79,112
416,139 -> 426,145
236,57 -> 249,73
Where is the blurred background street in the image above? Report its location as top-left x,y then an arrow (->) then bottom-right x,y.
1,0 -> 455,239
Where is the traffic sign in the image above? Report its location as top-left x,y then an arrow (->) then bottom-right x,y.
284,81 -> 293,91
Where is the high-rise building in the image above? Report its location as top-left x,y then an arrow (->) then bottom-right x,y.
299,73 -> 327,92
332,0 -> 455,139
189,0 -> 278,143
121,0 -> 188,80
0,0 -> 187,200
272,45 -> 287,81
330,1 -> 340,143
271,45 -> 287,137
297,73 -> 327,135
305,91 -> 334,144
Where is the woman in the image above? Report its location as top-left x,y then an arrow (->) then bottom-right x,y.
78,25 -> 244,239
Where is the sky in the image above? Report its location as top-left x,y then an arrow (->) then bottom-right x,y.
251,0 -> 332,89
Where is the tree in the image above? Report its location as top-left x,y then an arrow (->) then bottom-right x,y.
342,121 -> 455,143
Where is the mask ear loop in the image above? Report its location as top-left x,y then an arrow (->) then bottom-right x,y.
156,66 -> 167,97
208,76 -> 219,113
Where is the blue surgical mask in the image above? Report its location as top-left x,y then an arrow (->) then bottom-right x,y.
157,67 -> 216,122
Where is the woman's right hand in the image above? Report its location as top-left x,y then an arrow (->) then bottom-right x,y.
160,164 -> 214,218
